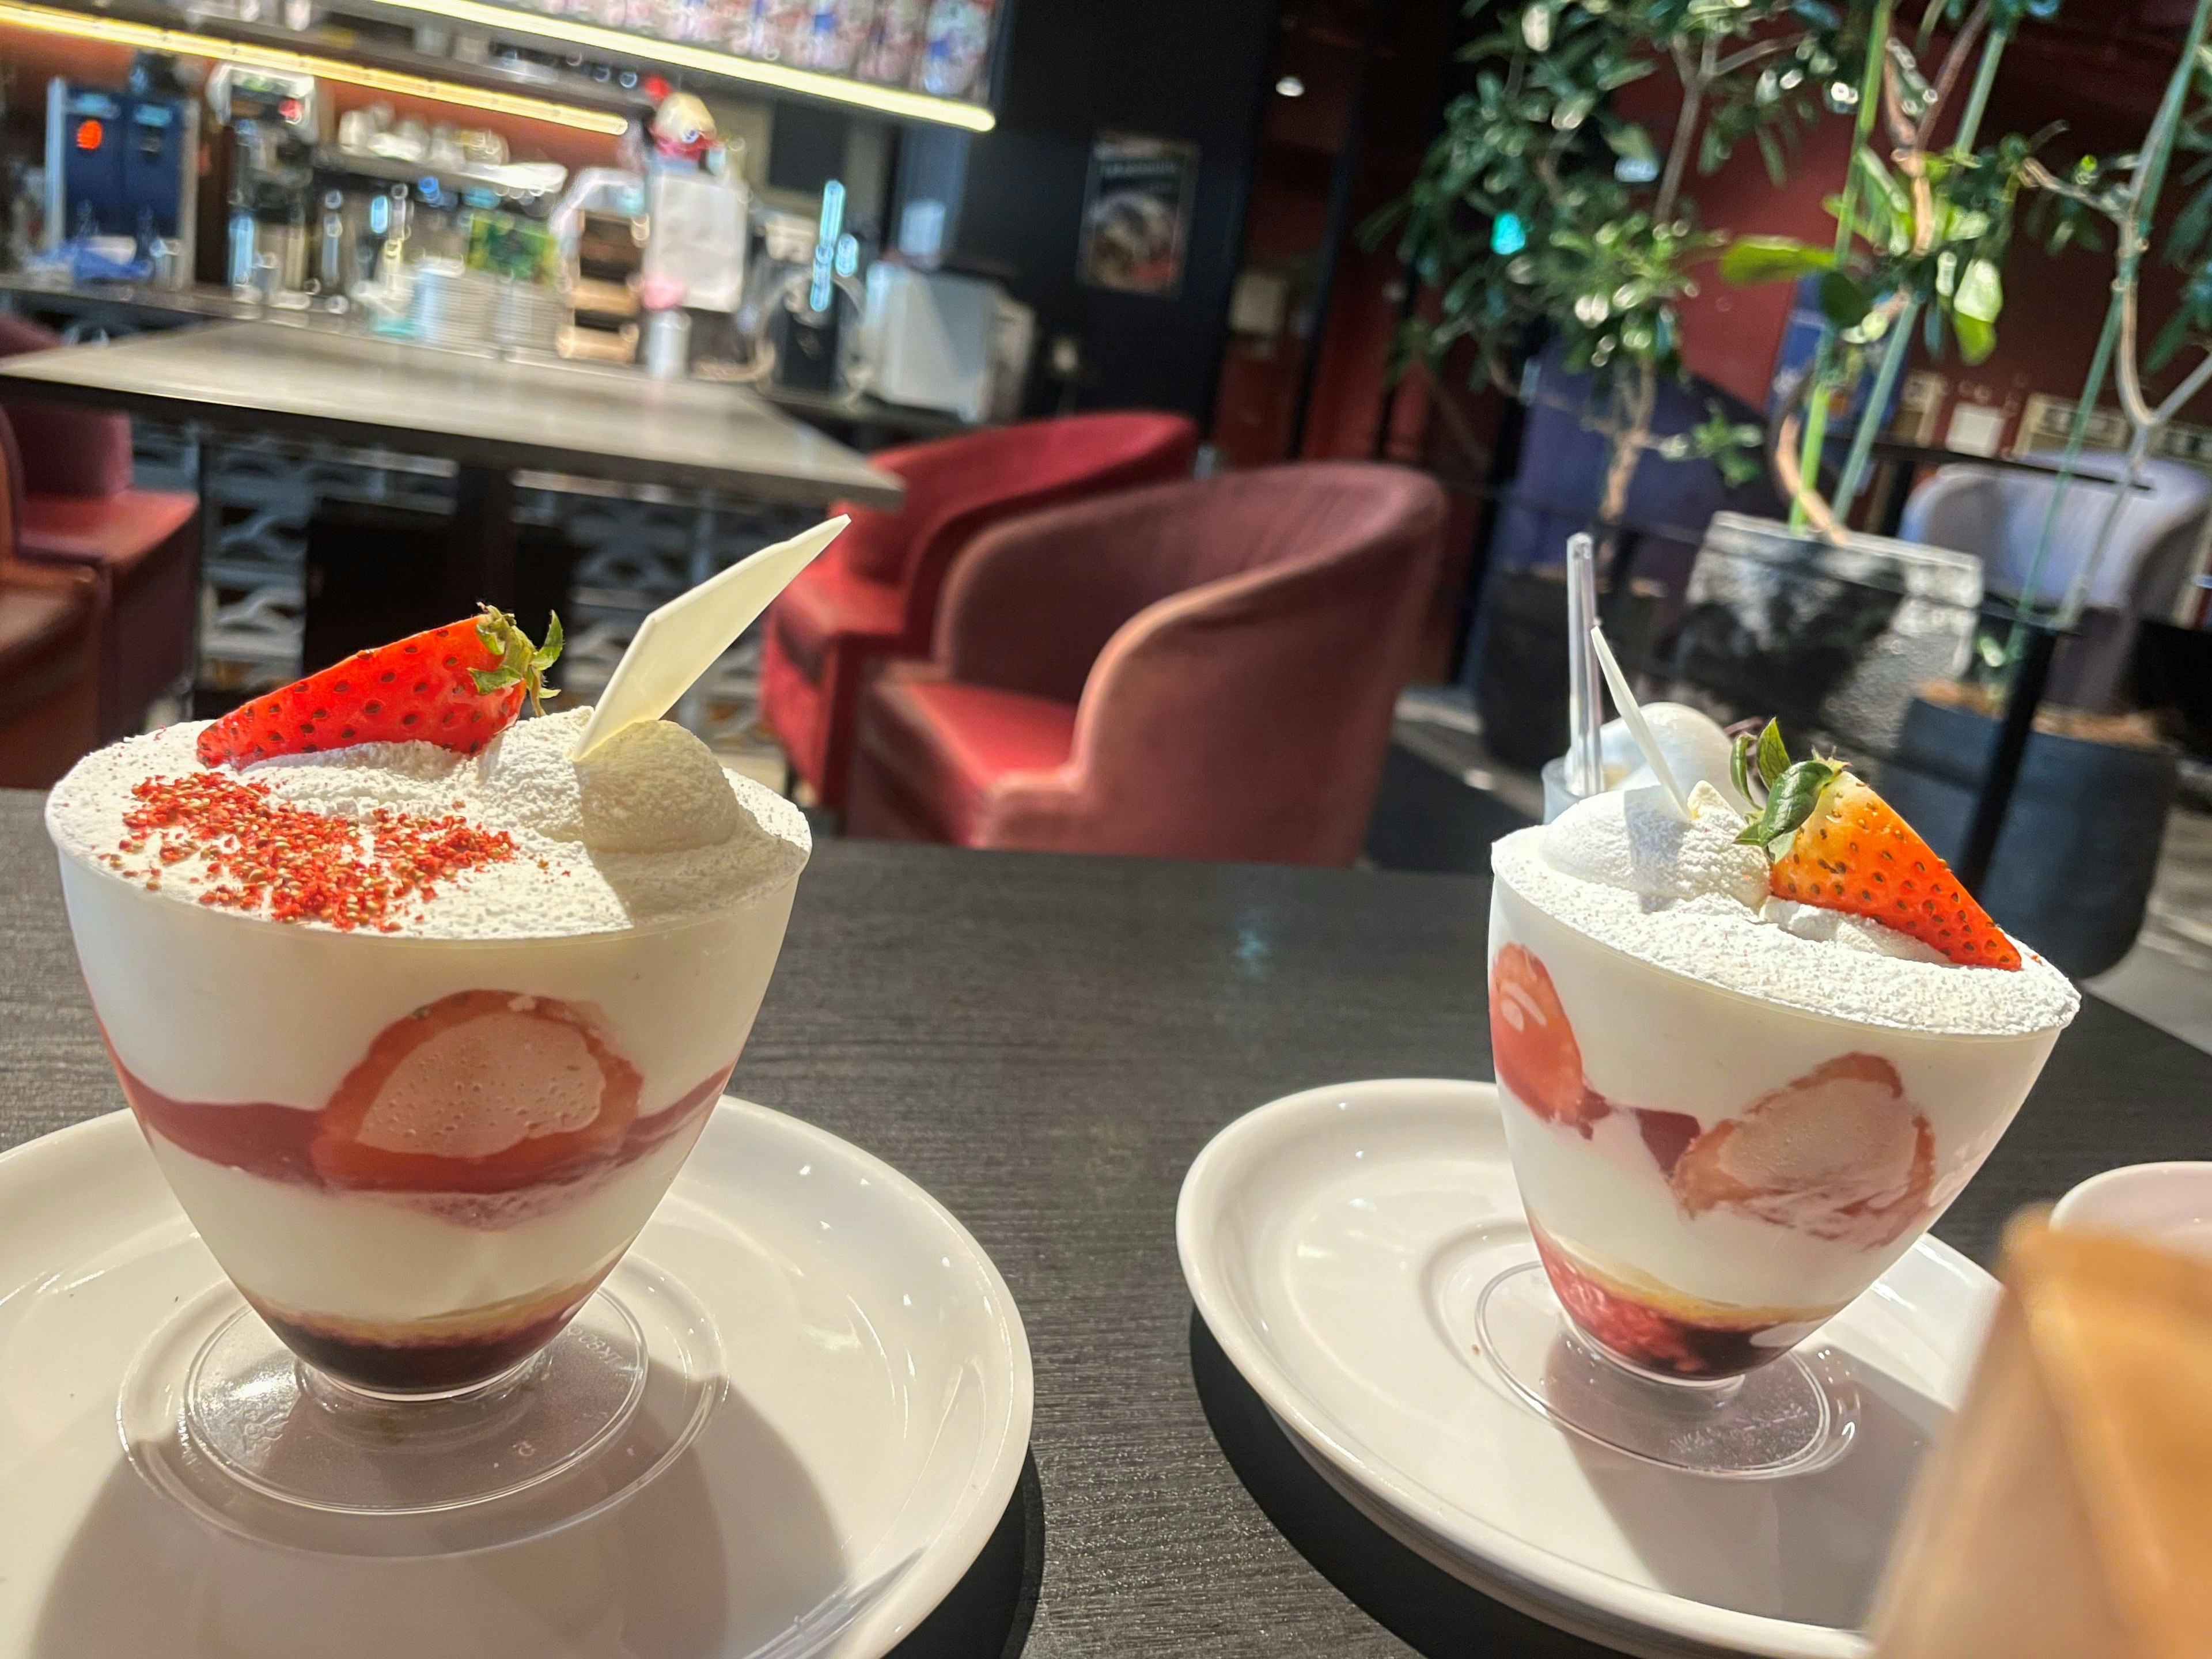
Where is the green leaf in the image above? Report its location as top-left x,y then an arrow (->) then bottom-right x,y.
1736,759 -> 1839,849
2147,304 -> 2195,374
2172,181 -> 2212,271
468,605 -> 560,714
1756,126 -> 1786,188
1604,122 -> 1657,165
1719,236 -> 1836,286
1730,731 -> 1756,804
1953,257 -> 2003,324
1712,445 -> 1763,486
1953,309 -> 1996,365
1817,269 -> 1872,328
1850,146 -> 1912,253
1756,718 -> 1791,787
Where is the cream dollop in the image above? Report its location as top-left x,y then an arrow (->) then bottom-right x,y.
1543,779 -> 1770,909
1595,703 -> 1753,812
573,718 -> 742,854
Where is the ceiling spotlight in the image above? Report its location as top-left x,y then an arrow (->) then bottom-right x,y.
1275,75 -> 1305,97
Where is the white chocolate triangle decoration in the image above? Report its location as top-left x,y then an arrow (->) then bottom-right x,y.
1588,621 -> 1692,820
573,516 -> 847,760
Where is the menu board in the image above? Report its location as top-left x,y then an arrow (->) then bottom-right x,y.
511,0 -> 1000,104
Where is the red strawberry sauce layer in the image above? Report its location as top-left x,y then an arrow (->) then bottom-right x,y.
249,1285 -> 605,1396
116,1059 -> 733,1198
1531,1226 -> 1835,1380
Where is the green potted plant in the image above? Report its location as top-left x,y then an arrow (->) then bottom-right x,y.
1373,0 -> 1840,767
1874,0 -> 2212,976
1702,0 -> 2049,755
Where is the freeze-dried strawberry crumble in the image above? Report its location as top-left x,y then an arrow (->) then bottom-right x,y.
108,772 -> 516,932
52,707 -> 808,938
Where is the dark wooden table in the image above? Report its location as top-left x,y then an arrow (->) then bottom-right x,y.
4,788 -> 2205,1657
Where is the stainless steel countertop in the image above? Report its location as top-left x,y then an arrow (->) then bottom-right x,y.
0,273 -> 978,446
0,318 -> 902,510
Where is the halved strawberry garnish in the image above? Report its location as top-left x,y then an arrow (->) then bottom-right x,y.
1734,721 -> 2021,969
312,990 -> 640,1192
196,607 -> 561,767
1490,944 -> 1608,1134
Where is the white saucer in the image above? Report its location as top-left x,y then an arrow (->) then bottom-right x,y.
0,1100 -> 1032,1659
1177,1080 -> 2001,1659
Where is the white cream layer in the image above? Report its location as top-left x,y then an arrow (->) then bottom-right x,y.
58,850 -> 796,1115
149,1124 -> 704,1325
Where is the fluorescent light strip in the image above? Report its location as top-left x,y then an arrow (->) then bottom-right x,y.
0,0 -> 631,132
381,0 -> 995,131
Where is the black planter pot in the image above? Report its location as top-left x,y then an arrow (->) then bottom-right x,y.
1473,567 -> 1661,774
1878,695 -> 2178,979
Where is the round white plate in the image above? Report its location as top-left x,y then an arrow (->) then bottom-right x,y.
1177,1079 -> 2000,1659
0,1100 -> 1032,1659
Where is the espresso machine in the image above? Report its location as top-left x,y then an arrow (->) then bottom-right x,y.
202,64 -> 320,293
43,59 -> 198,281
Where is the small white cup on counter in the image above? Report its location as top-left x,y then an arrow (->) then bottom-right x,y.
2051,1162 -> 2212,1257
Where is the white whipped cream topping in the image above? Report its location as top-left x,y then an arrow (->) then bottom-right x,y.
573,718 -> 744,854
47,708 -> 808,939
1595,704 -> 1753,811
1760,896 -> 1950,965
1543,781 -> 1770,908
1496,781 -> 2078,1036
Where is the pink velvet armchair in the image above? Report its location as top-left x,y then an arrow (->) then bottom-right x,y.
0,411 -> 103,787
844,463 -> 1445,864
0,315 -> 198,740
759,411 -> 1197,811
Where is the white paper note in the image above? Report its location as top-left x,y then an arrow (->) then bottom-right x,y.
573,516 -> 846,760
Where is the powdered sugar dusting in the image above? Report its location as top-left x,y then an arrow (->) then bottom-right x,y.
47,709 -> 808,939
1493,825 -> 2077,1037
1544,782 -> 1770,908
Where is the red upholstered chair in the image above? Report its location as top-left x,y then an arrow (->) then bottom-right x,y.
0,315 -> 199,739
760,410 -> 1198,809
0,407 -> 103,787
844,463 -> 1445,864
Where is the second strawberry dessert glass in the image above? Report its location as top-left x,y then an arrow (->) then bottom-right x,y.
47,533 -> 836,1535
1481,721 -> 2078,1477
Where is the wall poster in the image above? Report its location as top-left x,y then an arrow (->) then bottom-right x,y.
1077,131 -> 1198,298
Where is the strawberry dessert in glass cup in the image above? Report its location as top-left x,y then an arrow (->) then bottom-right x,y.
1480,725 -> 2078,1476
45,610 -> 810,1524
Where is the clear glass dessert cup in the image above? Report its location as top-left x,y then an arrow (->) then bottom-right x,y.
1480,871 -> 2067,1478
50,828 -> 803,1527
